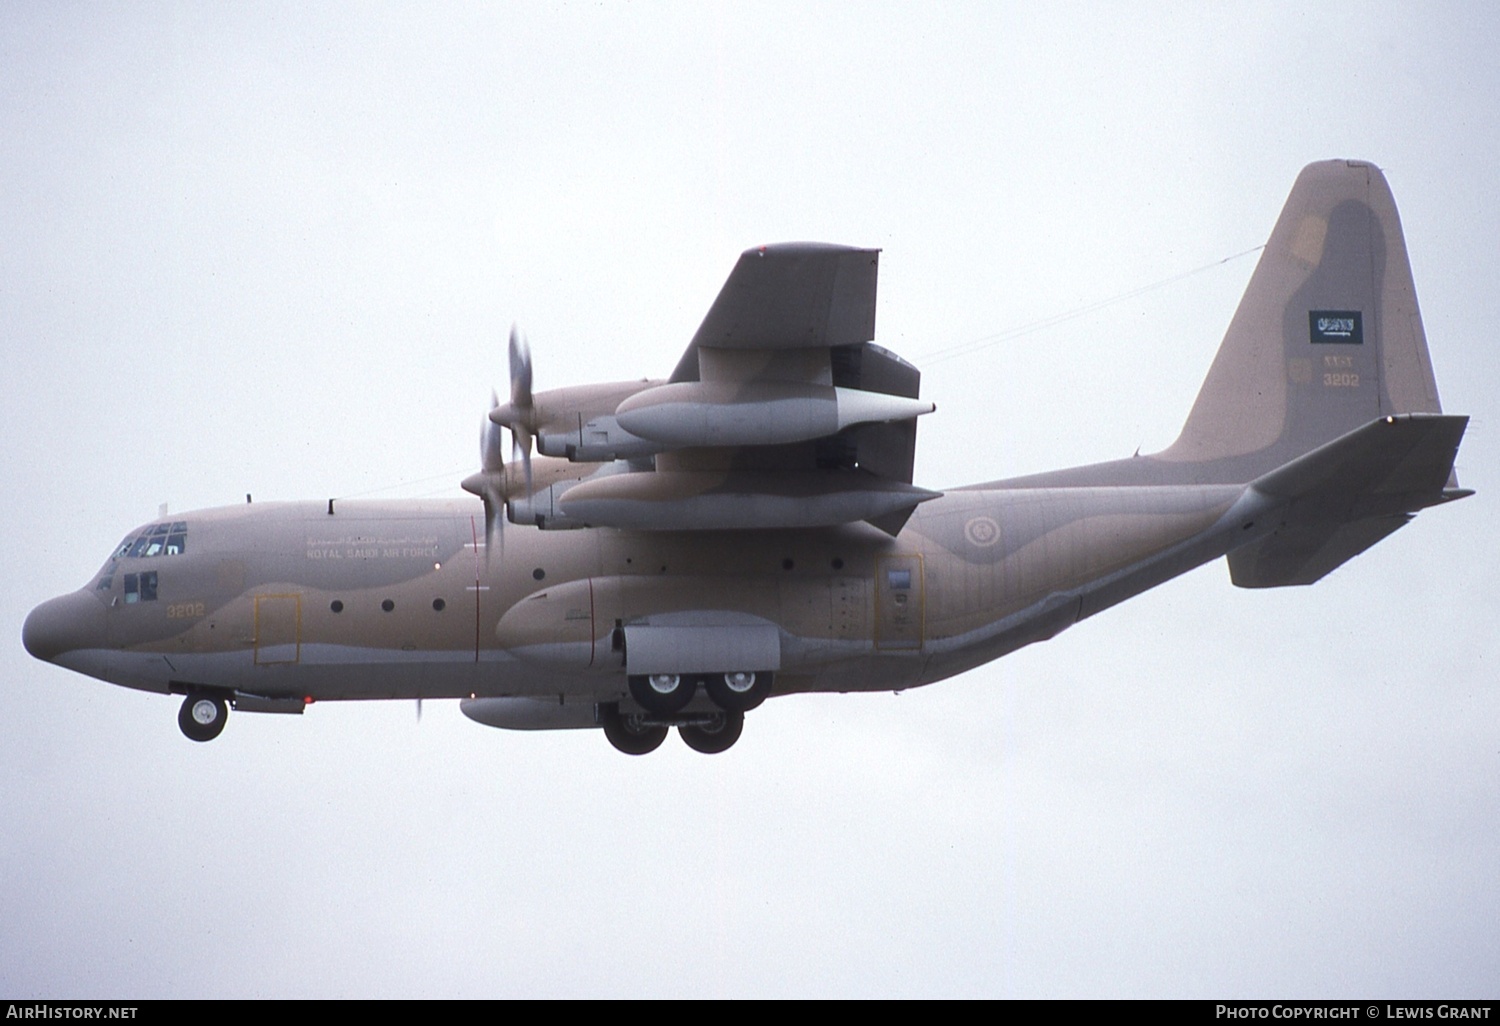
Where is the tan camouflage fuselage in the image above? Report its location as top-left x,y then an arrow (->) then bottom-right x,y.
46,478 -> 1248,712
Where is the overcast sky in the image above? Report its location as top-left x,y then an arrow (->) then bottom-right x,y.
3,2 -> 1497,998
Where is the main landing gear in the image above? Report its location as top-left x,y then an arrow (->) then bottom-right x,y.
627,673 -> 696,714
605,671 -> 772,755
703,671 -> 772,713
626,672 -> 773,715
599,703 -> 669,755
679,711 -> 743,754
178,693 -> 228,742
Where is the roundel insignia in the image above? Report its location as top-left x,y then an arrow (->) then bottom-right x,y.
963,515 -> 1001,547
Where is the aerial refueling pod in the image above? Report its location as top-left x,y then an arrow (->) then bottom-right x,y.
615,381 -> 934,448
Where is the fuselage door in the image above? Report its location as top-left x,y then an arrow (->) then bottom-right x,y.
254,593 -> 301,665
875,554 -> 924,651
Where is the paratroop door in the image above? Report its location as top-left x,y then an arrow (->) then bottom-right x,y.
254,594 -> 301,665
875,555 -> 923,651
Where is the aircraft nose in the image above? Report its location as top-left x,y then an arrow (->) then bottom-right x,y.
23,590 -> 107,663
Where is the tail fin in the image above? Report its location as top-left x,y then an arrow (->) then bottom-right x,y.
984,163 -> 1467,585
1156,160 -> 1470,587
1161,160 -> 1447,482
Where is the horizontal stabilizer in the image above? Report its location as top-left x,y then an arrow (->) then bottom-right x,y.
1250,413 -> 1467,512
1230,514 -> 1411,588
1230,413 -> 1469,587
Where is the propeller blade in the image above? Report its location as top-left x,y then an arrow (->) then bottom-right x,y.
505,325 -> 534,492
481,480 -> 503,563
481,389 -> 507,473
468,325 -> 536,564
508,324 -> 532,411
512,429 -> 533,496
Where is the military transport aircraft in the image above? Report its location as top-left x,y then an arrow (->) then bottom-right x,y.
23,160 -> 1471,755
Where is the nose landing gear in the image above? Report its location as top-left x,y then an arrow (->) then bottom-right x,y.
178,694 -> 228,742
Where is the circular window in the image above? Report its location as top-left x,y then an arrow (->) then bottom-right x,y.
330,600 -> 344,613
532,568 -> 545,581
432,598 -> 446,612
381,599 -> 395,612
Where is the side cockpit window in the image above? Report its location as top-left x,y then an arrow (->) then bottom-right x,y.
123,571 -> 158,604
119,521 -> 188,561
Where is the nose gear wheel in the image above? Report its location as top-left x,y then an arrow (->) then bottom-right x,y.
178,694 -> 228,742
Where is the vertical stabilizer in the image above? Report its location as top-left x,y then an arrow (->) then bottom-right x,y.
1161,160 -> 1444,482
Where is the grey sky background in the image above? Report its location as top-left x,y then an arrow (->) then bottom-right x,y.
3,2 -> 1497,998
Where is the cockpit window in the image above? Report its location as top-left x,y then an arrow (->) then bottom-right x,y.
117,522 -> 188,560
123,571 -> 158,604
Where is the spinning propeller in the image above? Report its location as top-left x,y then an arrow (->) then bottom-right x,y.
464,325 -> 539,553
490,326 -> 535,495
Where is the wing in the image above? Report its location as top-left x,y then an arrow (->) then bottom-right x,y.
672,242 -> 882,368
505,243 -> 939,535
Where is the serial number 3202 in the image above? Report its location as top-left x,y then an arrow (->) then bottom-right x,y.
167,602 -> 206,618
1323,354 -> 1358,387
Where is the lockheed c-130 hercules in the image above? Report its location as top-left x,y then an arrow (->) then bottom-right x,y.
23,160 -> 1471,755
